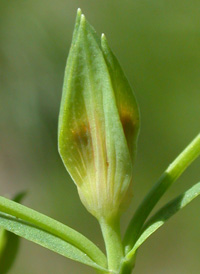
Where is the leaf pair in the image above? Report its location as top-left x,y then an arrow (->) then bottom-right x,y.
122,133 -> 200,267
0,195 -> 108,272
127,182 -> 200,258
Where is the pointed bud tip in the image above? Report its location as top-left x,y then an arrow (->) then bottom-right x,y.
81,14 -> 85,20
75,8 -> 82,27
77,8 -> 82,15
80,14 -> 86,25
101,33 -> 108,48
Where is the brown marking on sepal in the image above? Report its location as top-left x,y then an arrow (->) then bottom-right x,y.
71,124 -> 91,147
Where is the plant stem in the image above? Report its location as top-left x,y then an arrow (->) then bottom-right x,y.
124,133 -> 200,253
99,217 -> 124,273
118,254 -> 136,274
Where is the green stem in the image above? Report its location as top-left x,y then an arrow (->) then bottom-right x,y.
118,254 -> 136,274
99,217 -> 124,273
123,133 -> 200,253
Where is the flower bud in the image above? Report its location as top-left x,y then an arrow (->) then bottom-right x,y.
58,9 -> 140,220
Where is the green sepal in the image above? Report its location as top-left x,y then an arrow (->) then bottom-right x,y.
101,34 -> 140,163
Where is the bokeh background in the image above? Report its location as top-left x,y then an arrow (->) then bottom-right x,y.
0,0 -> 200,273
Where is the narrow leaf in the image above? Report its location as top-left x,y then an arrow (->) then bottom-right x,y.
127,182 -> 200,259
124,133 -> 200,253
0,196 -> 107,269
0,212 -> 107,271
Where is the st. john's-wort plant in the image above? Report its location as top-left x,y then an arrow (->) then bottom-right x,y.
0,9 -> 200,274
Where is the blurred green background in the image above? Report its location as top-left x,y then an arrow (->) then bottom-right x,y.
0,0 -> 200,273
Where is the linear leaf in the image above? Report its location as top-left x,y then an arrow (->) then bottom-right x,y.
0,196 -> 107,270
0,212 -> 107,271
124,133 -> 200,253
126,182 -> 200,259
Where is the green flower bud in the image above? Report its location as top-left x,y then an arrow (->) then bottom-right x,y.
58,9 -> 140,221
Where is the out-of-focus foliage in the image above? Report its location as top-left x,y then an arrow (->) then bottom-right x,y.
0,192 -> 25,273
0,1 -> 199,273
